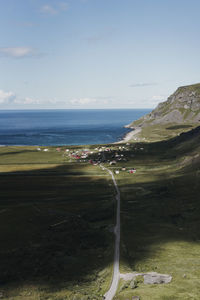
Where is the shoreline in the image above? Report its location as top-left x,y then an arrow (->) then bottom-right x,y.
0,127 -> 142,147
0,128 -> 141,147
115,127 -> 141,144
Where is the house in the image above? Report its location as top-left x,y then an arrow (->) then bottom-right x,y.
115,170 -> 119,174
43,148 -> 49,152
129,168 -> 136,174
110,160 -> 117,165
122,167 -> 126,171
56,147 -> 61,152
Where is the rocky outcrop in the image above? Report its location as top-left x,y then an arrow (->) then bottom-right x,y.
128,83 -> 200,128
143,272 -> 172,284
120,272 -> 172,284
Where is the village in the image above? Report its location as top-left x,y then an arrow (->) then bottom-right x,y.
35,143 -> 146,175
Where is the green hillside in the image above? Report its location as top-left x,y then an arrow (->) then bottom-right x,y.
127,83 -> 200,142
0,125 -> 200,299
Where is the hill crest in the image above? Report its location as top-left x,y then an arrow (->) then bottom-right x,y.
128,83 -> 200,128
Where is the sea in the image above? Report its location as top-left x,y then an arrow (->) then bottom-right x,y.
0,109 -> 151,146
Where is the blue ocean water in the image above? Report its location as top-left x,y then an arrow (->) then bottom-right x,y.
0,109 -> 151,146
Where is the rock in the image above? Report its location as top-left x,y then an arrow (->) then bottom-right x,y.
120,272 -> 172,285
127,83 -> 200,128
130,279 -> 137,289
120,273 -> 136,281
132,297 -> 140,300
143,272 -> 172,284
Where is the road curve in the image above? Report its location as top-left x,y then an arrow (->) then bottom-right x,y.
100,165 -> 120,300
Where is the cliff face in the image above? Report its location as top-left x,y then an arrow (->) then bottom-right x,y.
129,83 -> 200,128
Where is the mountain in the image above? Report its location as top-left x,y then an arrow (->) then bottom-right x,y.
128,83 -> 200,128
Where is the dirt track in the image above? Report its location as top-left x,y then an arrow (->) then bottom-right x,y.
100,165 -> 120,300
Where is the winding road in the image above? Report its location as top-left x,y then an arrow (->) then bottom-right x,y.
100,165 -> 121,300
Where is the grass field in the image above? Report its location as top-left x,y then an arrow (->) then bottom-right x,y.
0,146 -> 115,299
110,131 -> 200,299
134,123 -> 198,143
0,128 -> 200,299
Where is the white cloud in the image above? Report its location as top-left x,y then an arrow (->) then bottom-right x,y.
129,82 -> 158,87
151,95 -> 166,106
14,97 -> 40,105
0,90 -> 16,104
70,98 -> 97,105
142,95 -> 165,107
40,2 -> 68,15
40,5 -> 57,15
0,47 -> 38,58
151,95 -> 164,101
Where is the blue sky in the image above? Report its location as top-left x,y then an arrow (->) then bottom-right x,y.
0,0 -> 200,109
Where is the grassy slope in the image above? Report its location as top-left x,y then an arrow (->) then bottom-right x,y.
136,123 -> 197,143
0,126 -> 200,300
0,146 -> 115,300
128,83 -> 200,142
112,129 -> 200,299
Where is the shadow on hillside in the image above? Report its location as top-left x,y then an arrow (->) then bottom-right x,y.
0,127 -> 200,294
0,149 -> 36,157
0,163 -> 115,292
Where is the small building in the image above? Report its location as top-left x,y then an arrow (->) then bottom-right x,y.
115,170 -> 119,174
110,160 -> 117,165
129,168 -> 136,174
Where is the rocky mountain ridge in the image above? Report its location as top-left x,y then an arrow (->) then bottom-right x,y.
128,83 -> 200,128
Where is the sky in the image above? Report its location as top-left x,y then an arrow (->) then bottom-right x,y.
0,0 -> 200,109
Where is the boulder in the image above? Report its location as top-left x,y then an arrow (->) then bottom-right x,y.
143,272 -> 172,284
120,272 -> 172,285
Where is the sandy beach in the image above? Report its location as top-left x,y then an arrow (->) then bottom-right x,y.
115,127 -> 141,144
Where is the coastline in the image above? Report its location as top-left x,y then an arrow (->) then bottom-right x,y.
0,127 -> 142,147
115,127 -> 141,144
0,109 -> 151,146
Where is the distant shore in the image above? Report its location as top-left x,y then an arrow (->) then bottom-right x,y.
115,127 -> 141,144
0,109 -> 151,146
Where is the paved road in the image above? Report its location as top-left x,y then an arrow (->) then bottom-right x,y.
100,165 -> 120,300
